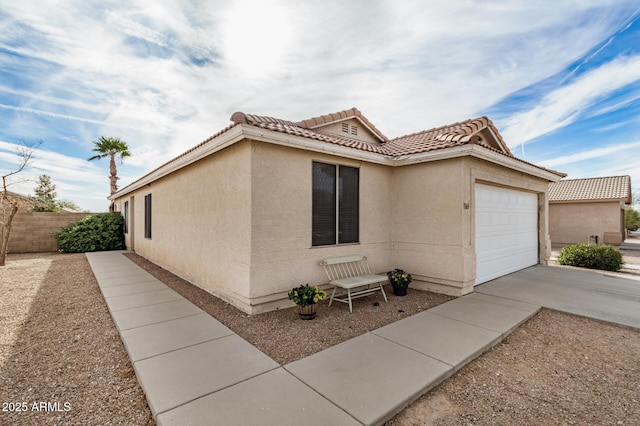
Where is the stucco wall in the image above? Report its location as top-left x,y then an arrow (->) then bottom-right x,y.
2,211 -> 94,253
249,141 -> 393,311
391,158 -> 469,294
388,157 -> 550,296
114,141 -> 253,311
112,138 -> 553,313
549,201 -> 624,245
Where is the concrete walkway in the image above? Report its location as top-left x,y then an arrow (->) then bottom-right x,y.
85,251 -> 639,426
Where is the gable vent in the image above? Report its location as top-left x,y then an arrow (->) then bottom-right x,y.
341,123 -> 349,133
351,125 -> 358,136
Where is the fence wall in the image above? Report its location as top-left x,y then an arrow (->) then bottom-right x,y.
2,211 -> 94,253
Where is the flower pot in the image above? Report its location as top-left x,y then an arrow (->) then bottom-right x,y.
393,286 -> 408,297
297,304 -> 318,320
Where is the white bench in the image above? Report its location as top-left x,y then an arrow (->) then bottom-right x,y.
320,255 -> 388,313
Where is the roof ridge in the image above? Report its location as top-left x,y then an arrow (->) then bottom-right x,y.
390,116 -> 489,142
231,112 -> 298,126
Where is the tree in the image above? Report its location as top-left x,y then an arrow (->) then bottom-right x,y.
31,174 -> 59,212
1,140 -> 42,266
626,207 -> 640,231
87,136 -> 131,211
57,199 -> 83,212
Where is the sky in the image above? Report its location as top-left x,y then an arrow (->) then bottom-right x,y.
0,1 -> 639,212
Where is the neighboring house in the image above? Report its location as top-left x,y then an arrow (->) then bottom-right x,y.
110,108 -> 564,314
3,191 -> 34,210
548,176 -> 632,246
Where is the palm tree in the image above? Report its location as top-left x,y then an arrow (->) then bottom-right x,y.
88,137 -> 131,211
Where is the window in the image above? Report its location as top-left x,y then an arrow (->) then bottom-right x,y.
144,194 -> 152,239
123,201 -> 129,234
312,162 -> 359,246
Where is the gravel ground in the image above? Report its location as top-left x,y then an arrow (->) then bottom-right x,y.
0,253 -> 153,426
2,247 -> 639,425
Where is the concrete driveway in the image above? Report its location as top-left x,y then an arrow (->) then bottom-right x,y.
476,264 -> 640,329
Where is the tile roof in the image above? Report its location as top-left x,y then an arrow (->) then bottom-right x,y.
382,116 -> 512,157
549,176 -> 632,203
231,109 -> 510,157
111,107 -> 565,200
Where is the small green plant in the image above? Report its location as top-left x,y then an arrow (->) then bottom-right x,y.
557,243 -> 624,272
288,284 -> 326,306
54,213 -> 125,253
387,269 -> 413,288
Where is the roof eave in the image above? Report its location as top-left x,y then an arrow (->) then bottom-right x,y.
241,125 -> 390,165
392,145 -> 565,181
109,125 -> 246,200
549,198 -> 631,204
110,125 -> 565,201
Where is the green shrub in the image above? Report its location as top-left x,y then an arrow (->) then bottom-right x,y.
54,213 -> 125,253
557,243 -> 624,272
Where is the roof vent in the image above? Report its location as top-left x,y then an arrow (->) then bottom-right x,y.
341,123 -> 349,133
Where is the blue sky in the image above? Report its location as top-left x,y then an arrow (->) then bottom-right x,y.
0,1 -> 639,212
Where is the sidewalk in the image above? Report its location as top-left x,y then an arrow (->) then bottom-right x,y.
86,251 -> 539,426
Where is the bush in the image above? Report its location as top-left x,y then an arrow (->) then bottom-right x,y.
557,243 -> 624,272
54,213 -> 125,253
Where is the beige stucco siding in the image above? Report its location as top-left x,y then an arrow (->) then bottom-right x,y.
114,141 -> 253,310
549,201 -> 625,245
389,156 -> 550,296
391,158 -> 470,294
249,141 -> 393,310
113,137 -> 555,313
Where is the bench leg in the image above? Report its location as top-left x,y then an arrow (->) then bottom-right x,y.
328,286 -> 338,307
379,284 -> 388,303
347,288 -> 353,313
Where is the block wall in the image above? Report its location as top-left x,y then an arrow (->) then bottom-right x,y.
2,211 -> 94,253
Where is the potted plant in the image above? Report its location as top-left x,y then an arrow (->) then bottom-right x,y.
288,284 -> 327,320
387,269 -> 412,296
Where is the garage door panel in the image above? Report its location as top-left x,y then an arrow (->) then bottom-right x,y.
475,184 -> 538,285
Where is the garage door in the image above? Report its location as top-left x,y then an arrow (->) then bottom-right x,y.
475,184 -> 538,285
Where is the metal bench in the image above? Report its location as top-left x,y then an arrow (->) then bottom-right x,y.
320,255 -> 388,313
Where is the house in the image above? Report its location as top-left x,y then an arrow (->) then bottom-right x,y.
548,176 -> 632,246
110,108 -> 565,314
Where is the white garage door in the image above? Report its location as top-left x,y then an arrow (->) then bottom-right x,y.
475,184 -> 538,285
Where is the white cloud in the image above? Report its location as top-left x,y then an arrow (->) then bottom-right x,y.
499,54 -> 640,148
539,140 -> 640,168
0,0 -> 638,203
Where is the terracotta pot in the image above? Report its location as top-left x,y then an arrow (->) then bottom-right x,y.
298,304 -> 318,320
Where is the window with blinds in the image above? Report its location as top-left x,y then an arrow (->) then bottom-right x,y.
312,161 -> 359,246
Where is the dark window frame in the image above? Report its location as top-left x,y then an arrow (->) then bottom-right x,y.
312,161 -> 359,246
144,194 -> 152,239
123,200 -> 129,234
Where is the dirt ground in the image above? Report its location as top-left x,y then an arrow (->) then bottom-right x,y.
1,248 -> 639,425
387,308 -> 640,425
0,253 -> 153,425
